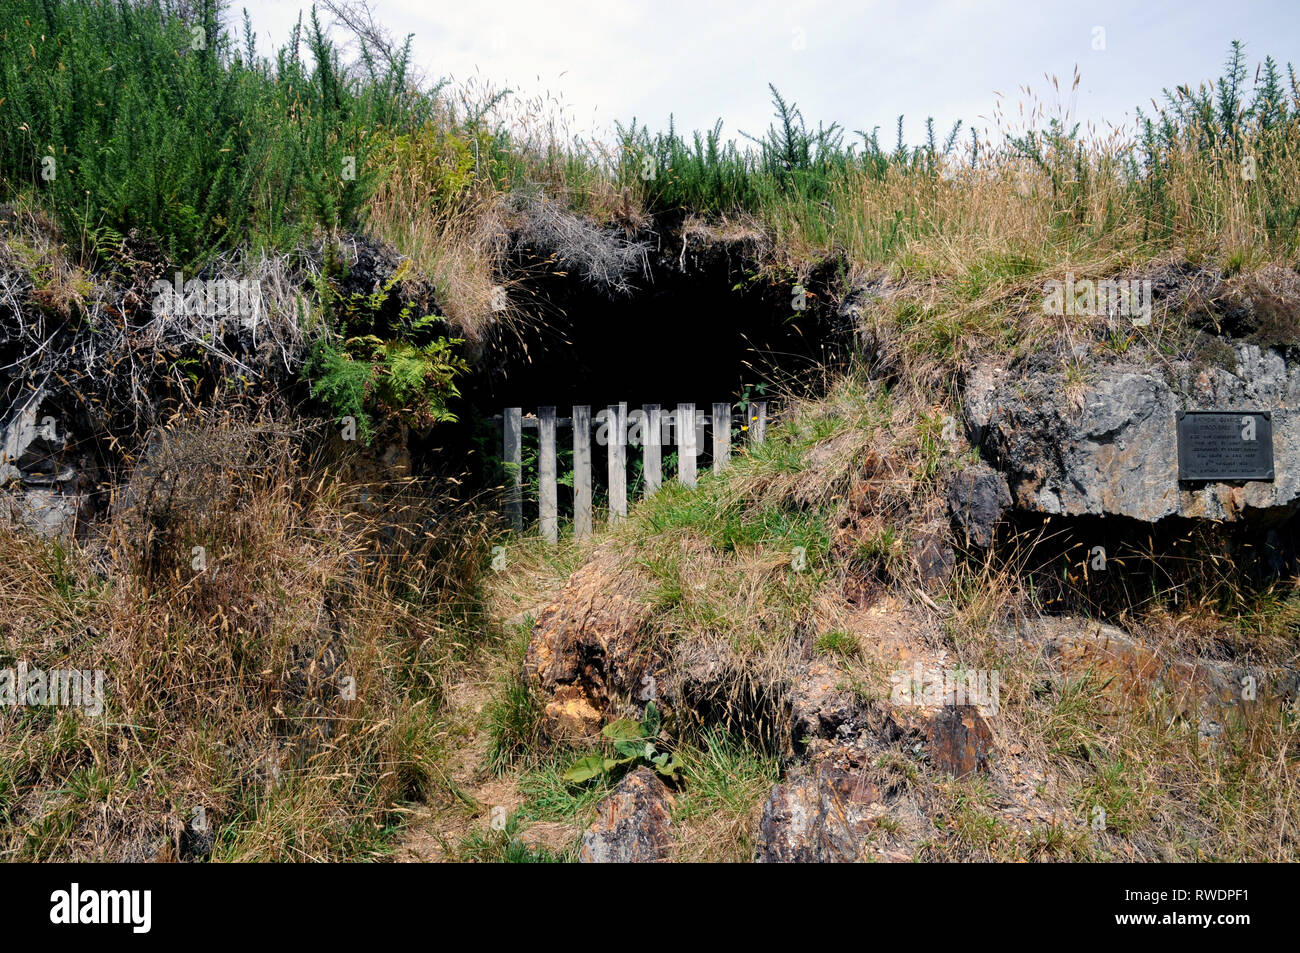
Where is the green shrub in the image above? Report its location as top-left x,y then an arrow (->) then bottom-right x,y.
0,0 -> 424,266
301,267 -> 470,442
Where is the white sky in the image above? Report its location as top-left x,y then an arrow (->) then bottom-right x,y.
242,0 -> 1300,149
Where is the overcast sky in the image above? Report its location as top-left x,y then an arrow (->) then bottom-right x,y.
244,0 -> 1300,149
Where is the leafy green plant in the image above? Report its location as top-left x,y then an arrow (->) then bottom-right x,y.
304,266 -> 468,442
0,0 -> 424,266
562,702 -> 680,783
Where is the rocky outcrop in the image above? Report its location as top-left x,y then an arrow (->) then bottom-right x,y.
790,661 -> 871,750
947,462 -> 1011,548
524,549 -> 659,738
1024,616 -> 1295,735
1,386 -> 95,538
755,755 -> 883,863
965,342 -> 1300,523
579,767 -> 675,863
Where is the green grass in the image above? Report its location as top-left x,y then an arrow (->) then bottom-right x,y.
517,759 -> 617,824
814,630 -> 861,659
670,730 -> 781,861
483,621 -> 546,774
454,812 -> 571,863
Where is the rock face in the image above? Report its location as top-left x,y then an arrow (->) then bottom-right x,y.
1,387 -> 93,538
579,767 -> 675,863
947,462 -> 1011,548
524,549 -> 658,738
755,757 -> 881,863
927,705 -> 994,776
967,343 -> 1300,523
1027,616 -> 1295,734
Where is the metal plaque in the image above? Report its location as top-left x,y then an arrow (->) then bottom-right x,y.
1176,410 -> 1274,482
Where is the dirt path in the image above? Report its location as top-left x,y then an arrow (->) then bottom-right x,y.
392,675 -> 517,861
393,663 -> 578,862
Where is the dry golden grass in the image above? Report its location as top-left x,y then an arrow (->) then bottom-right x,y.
0,408 -> 498,861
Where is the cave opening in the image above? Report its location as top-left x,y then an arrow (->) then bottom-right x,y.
418,240 -> 854,508
984,510 -> 1300,638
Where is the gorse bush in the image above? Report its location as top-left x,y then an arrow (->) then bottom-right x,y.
1135,40 -> 1300,246
3,0 -> 1294,289
613,85 -> 960,219
0,0 -> 425,266
602,46 -> 1299,265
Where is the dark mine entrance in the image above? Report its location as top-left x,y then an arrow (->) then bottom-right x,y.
460,244 -> 847,413
424,242 -> 852,510
988,510 -> 1299,628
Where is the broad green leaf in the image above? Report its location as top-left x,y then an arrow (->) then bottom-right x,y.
613,740 -> 643,759
653,753 -> 681,779
562,755 -> 606,783
642,701 -> 661,736
602,718 -> 643,742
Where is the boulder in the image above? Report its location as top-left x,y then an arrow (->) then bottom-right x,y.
524,549 -> 658,738
579,767 -> 674,863
755,757 -> 882,863
972,344 -> 1300,523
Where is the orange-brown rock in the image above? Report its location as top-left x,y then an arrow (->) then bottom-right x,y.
756,755 -> 882,862
524,549 -> 658,739
1037,618 -> 1236,721
927,704 -> 994,776
579,767 -> 674,863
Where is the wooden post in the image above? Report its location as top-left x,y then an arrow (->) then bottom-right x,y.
503,407 -> 522,531
643,403 -> 661,497
751,401 -> 767,444
573,405 -> 592,538
538,406 -> 557,543
712,402 -> 730,473
607,402 -> 627,524
677,402 -> 696,488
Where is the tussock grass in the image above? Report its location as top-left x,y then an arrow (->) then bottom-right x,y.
671,731 -> 781,862
0,408 -> 496,861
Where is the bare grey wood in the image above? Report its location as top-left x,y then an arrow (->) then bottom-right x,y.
608,402 -> 627,523
677,402 -> 697,488
573,405 -> 592,538
643,403 -> 661,497
712,402 -> 730,473
503,407 -> 522,531
538,406 -> 558,543
751,401 -> 767,444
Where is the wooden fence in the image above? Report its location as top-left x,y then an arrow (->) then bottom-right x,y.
500,401 -> 768,541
